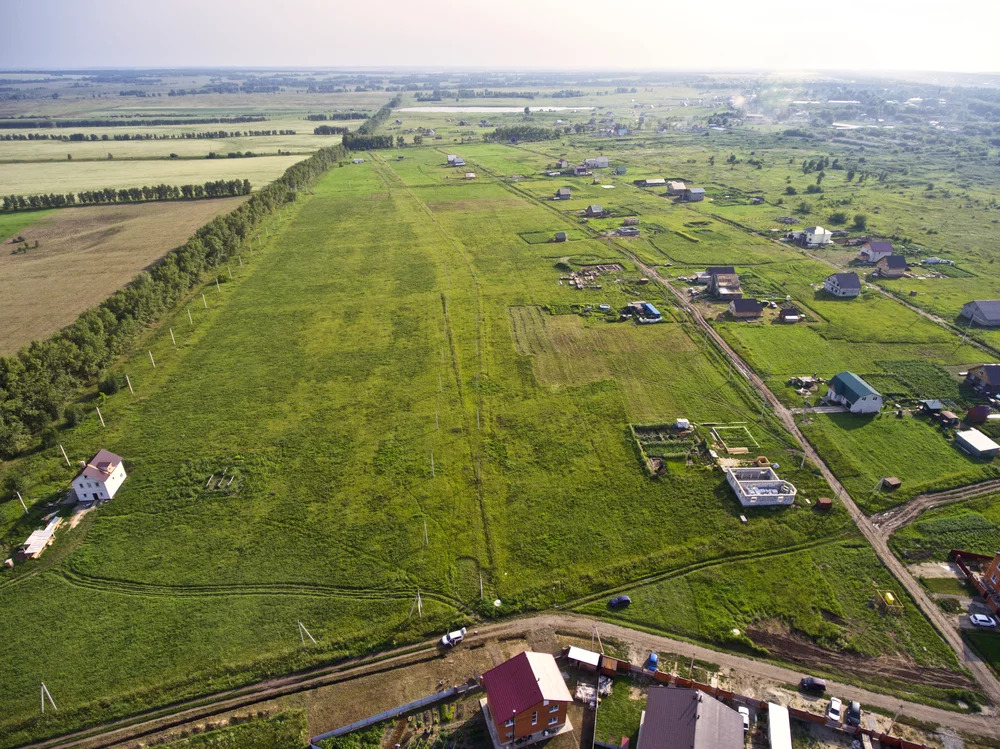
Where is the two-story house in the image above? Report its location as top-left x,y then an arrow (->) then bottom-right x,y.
481,651 -> 572,747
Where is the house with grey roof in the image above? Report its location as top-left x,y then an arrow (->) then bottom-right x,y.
825,372 -> 883,413
638,687 -> 744,749
966,364 -> 1000,396
824,272 -> 861,298
684,187 -> 706,202
585,204 -> 605,218
961,301 -> 1000,327
876,255 -> 907,278
554,187 -> 571,200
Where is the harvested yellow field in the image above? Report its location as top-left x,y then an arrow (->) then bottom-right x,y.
0,198 -> 246,353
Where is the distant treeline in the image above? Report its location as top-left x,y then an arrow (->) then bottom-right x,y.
312,125 -> 350,135
0,143 -> 349,457
1,130 -> 295,142
483,125 -> 559,143
3,179 -> 252,211
0,116 -> 267,129
340,95 -> 401,150
306,113 -> 367,121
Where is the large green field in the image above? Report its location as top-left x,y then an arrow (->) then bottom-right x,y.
0,145 -> 902,745
5,74 -> 1000,742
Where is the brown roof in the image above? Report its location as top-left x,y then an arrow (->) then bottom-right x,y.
640,688 -> 744,749
482,652 -> 572,720
74,449 -> 123,483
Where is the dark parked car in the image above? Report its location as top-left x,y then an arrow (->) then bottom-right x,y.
846,701 -> 861,726
799,676 -> 826,693
609,595 -> 631,608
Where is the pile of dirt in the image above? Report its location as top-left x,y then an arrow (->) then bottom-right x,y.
746,627 -> 973,689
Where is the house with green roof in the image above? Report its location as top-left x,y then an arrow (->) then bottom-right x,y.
824,371 -> 883,414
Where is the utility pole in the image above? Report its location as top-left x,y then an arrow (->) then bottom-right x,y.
40,682 -> 57,713
148,350 -> 156,368
125,374 -> 134,394
95,407 -> 105,427
16,491 -> 27,515
59,444 -> 71,467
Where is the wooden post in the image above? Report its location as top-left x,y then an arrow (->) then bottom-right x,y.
423,518 -> 429,546
238,255 -> 243,267
148,350 -> 156,368
59,444 -> 71,467
125,374 -> 134,394
227,265 -> 233,280
169,328 -> 176,346
202,293 -> 208,309
96,407 -> 105,427
16,491 -> 27,515
187,308 -> 193,325
430,453 -> 435,478
216,277 -> 221,292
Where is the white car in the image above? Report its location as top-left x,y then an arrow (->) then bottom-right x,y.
441,627 -> 467,647
738,706 -> 750,732
827,697 -> 843,723
970,614 -> 997,628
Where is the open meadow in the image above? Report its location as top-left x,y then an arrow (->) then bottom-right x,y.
4,73 -> 1000,743
0,198 -> 246,352
0,143 -> 918,746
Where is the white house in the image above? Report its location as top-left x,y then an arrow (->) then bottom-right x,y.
584,156 -> 610,169
72,449 -> 127,502
825,372 -> 883,413
667,181 -> 686,195
858,241 -> 894,263
726,467 -> 797,507
823,272 -> 861,298
961,301 -> 1000,327
787,226 -> 832,247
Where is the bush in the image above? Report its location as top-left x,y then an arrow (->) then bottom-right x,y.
806,184 -> 823,194
829,211 -> 848,225
853,213 -> 868,230
64,404 -> 83,427
98,374 -> 121,396
40,426 -> 58,448
5,473 -> 27,498
785,186 -> 798,195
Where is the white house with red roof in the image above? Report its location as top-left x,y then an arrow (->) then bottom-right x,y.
480,651 -> 573,748
72,449 -> 127,502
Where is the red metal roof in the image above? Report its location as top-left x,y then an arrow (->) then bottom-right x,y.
75,449 -> 123,483
481,652 -> 571,720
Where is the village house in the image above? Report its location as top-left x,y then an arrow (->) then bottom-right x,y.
708,271 -> 742,300
961,301 -> 1000,327
638,687 -> 744,749
641,178 -> 666,188
453,156 -> 465,167
858,240 -> 895,263
446,154 -> 457,165
726,466 -> 797,507
985,553 -> 1000,595
667,180 -> 686,195
584,156 -> 610,169
573,165 -> 591,176
556,159 -> 569,169
825,371 -> 883,413
480,651 -> 573,748
823,272 -> 861,298
728,298 -> 762,319
623,217 -> 639,226
966,364 -> 1000,396
72,449 -> 127,502
554,187 -> 571,200
684,187 -> 706,202
585,204 -> 605,218
787,226 -> 833,247
955,429 -> 1000,459
876,255 -> 907,278
778,305 -> 801,323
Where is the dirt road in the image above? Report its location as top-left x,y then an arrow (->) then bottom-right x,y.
20,613 -> 1000,749
872,478 -> 1000,538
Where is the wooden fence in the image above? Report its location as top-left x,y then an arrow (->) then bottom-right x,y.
951,548 -> 1000,616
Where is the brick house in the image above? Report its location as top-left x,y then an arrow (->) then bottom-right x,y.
481,651 -> 572,747
986,553 -> 1000,595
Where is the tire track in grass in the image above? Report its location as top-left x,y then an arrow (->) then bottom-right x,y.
369,153 -> 496,585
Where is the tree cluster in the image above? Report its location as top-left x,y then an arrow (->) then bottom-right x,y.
0,116 -> 266,129
313,125 -> 350,135
482,125 -> 559,143
305,113 -> 367,121
0,144 -> 349,457
0,129 -> 294,142
3,179 -> 252,212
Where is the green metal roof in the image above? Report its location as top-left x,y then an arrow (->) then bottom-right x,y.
830,371 -> 881,403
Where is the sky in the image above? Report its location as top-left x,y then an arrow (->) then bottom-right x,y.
3,0 -> 999,73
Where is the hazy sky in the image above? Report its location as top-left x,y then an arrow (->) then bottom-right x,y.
3,0 -> 999,73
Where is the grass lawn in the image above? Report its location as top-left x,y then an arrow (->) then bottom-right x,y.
156,711 -> 307,749
965,631 -> 1000,678
594,677 -> 645,746
800,412 -> 1000,513
890,493 -> 1000,562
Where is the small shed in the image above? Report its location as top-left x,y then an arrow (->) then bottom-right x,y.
967,405 -> 991,424
816,497 -> 833,511
553,231 -> 568,242
567,646 -> 601,672
882,477 -> 902,490
939,411 -> 959,427
464,172 -> 476,180
920,399 -> 944,414
675,418 -> 690,430
955,429 -> 1000,459
555,187 -> 571,200
778,306 -> 801,323
585,204 -> 604,218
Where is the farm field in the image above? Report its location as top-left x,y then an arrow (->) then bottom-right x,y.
0,153 -> 303,195
0,145 -> 906,745
800,412 -> 1000,513
0,198 -> 247,353
890,492 -> 1000,562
